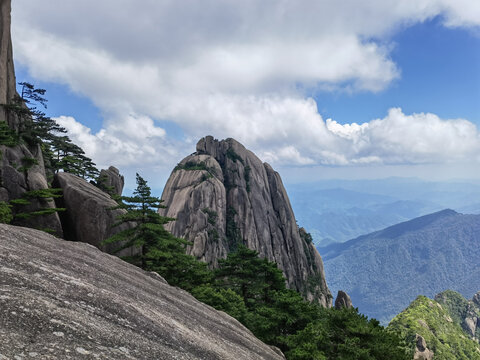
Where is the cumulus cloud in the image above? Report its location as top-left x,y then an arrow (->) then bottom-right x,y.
54,114 -> 178,169
9,0 -> 480,184
324,108 -> 480,164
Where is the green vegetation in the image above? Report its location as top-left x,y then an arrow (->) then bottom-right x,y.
286,308 -> 408,360
225,206 -> 242,251
202,208 -> 217,225
203,208 -> 219,243
193,245 -> 408,359
0,121 -> 20,147
226,147 -> 244,164
104,173 -> 211,291
388,295 -> 480,359
9,188 -> 65,234
102,174 -> 408,359
1,82 -> 99,181
244,165 -> 251,192
0,201 -> 13,223
174,160 -> 210,171
434,290 -> 472,325
174,160 -> 217,183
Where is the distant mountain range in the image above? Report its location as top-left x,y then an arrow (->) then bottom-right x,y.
319,209 -> 480,324
287,178 -> 480,246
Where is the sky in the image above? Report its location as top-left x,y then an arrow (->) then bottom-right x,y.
10,0 -> 480,192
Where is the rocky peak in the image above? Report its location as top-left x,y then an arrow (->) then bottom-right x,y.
473,291 -> 480,307
334,290 -> 353,309
160,135 -> 332,306
98,165 -> 125,196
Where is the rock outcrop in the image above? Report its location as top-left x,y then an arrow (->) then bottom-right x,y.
0,0 -> 17,128
0,0 -> 63,235
98,166 -> 124,196
413,334 -> 434,360
160,136 -> 332,306
334,290 -> 353,309
0,223 -> 285,359
53,172 -> 135,256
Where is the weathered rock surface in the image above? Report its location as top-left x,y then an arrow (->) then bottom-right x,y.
0,224 -> 285,360
334,290 -> 353,309
53,172 -> 135,256
98,166 -> 125,196
413,334 -> 434,360
0,0 -> 63,236
160,136 -> 332,306
0,0 -> 17,128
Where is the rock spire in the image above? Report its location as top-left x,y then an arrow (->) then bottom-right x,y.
160,136 -> 332,306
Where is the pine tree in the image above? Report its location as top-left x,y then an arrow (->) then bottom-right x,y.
104,173 -> 211,290
215,245 -> 286,307
9,188 -> 66,234
2,82 -> 99,181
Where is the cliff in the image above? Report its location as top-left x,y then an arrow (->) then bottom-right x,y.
0,0 -> 17,128
0,223 -> 285,360
0,0 -> 62,235
160,136 -> 332,306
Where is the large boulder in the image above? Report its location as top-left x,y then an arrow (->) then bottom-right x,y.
98,166 -> 125,196
53,172 -> 134,256
160,136 -> 332,306
413,334 -> 434,360
0,224 -> 285,359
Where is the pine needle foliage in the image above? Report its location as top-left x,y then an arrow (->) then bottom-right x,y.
104,173 -> 211,290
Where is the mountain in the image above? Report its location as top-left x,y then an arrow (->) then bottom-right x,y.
319,209 -> 480,323
0,223 -> 284,359
159,136 -> 332,306
287,178 -> 480,245
388,292 -> 480,360
434,290 -> 480,341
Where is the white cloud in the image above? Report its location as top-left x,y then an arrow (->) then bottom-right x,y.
54,115 -> 177,169
9,0 -> 480,185
324,108 -> 480,164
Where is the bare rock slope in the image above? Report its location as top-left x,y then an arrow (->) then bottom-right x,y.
0,224 -> 285,360
160,136 -> 332,306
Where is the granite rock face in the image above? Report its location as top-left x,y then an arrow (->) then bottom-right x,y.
98,166 -> 125,196
413,334 -> 434,360
0,224 -> 285,360
53,172 -> 135,256
0,0 -> 63,235
334,290 -> 353,309
160,136 -> 332,306
0,0 -> 17,129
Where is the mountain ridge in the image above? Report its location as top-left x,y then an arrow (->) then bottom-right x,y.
321,209 -> 480,323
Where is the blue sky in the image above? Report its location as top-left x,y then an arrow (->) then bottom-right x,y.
10,1 -> 480,190
316,17 -> 480,125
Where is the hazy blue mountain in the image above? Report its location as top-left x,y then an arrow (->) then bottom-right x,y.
319,209 -> 480,324
286,178 -> 480,245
